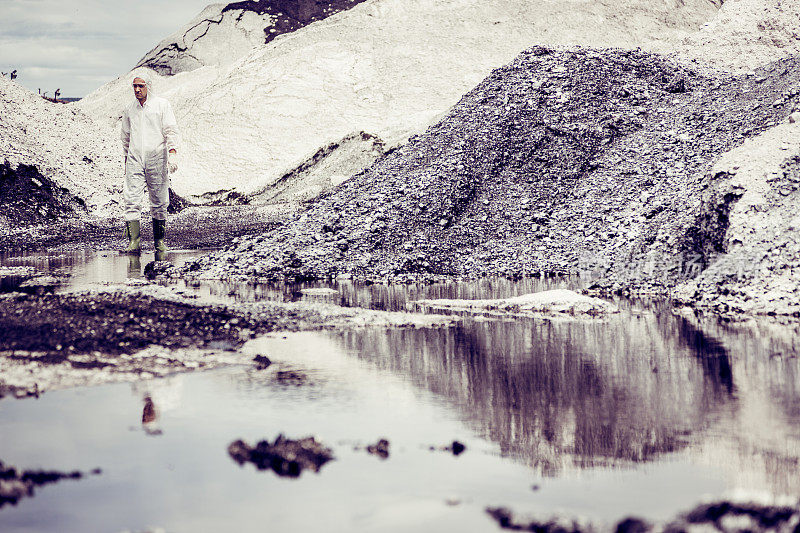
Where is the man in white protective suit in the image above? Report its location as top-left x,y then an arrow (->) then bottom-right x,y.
120,73 -> 179,255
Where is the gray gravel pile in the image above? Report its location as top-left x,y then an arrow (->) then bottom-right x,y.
184,46 -> 800,294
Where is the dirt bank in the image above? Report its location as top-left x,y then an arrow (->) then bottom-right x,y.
180,46 -> 800,315
0,284 -> 454,398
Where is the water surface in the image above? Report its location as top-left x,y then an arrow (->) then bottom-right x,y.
1,251 -> 799,531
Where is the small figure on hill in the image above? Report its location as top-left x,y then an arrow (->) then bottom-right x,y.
54,88 -> 60,100
120,72 -> 180,257
10,70 -> 17,80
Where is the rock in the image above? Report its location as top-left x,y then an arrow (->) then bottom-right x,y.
253,354 -> 272,369
227,435 -> 335,477
366,438 -> 390,459
665,74 -> 686,93
143,261 -> 172,280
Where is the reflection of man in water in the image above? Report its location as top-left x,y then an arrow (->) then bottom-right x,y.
135,376 -> 183,436
141,395 -> 162,436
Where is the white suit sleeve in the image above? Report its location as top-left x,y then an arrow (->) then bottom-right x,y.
162,101 -> 179,153
120,109 -> 130,158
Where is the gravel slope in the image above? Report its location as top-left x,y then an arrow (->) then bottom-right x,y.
183,46 -> 800,317
0,77 -> 121,222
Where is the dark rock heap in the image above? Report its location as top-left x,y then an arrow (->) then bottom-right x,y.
185,46 -> 800,296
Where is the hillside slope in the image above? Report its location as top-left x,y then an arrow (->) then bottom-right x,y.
78,0 -> 718,198
136,1 -> 371,76
0,77 -> 121,227
668,0 -> 800,72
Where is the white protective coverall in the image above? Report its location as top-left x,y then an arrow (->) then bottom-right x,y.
120,91 -> 179,221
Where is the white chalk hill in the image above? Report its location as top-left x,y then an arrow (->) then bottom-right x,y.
78,0 -> 719,199
0,76 -> 120,220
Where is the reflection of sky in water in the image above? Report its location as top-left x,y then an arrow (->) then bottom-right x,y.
0,251 -> 799,530
0,249 -> 210,288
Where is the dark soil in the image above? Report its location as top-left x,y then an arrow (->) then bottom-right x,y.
0,291 -> 306,362
228,435 -> 334,477
0,162 -> 86,227
222,0 -> 371,44
182,47 -> 800,295
0,460 -> 93,508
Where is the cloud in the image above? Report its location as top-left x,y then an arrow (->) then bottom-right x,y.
0,0 -> 212,97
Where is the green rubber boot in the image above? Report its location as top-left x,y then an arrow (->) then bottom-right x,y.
153,218 -> 167,254
125,220 -> 141,254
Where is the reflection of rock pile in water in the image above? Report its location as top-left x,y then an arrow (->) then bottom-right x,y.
336,307 -> 800,493
335,309 -> 736,475
675,314 -> 800,495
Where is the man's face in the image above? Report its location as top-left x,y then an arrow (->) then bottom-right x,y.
133,77 -> 148,101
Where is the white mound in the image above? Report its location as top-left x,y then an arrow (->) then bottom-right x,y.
414,289 -> 619,317
135,3 -> 272,75
0,77 -> 121,218
671,0 -> 800,72
78,0 -> 717,198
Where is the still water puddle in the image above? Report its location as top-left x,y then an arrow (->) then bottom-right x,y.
0,249 -> 210,289
1,251 -> 799,531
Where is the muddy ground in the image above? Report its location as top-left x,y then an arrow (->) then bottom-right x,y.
0,282 -> 454,398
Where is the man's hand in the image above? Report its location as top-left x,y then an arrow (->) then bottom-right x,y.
168,151 -> 178,174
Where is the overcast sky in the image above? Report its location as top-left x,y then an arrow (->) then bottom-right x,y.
0,0 -> 214,97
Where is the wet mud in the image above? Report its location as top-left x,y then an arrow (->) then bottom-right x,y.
0,290 -> 280,358
0,279 -> 455,397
